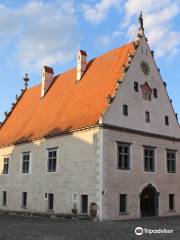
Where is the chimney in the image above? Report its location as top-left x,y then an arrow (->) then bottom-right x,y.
77,49 -> 87,82
41,66 -> 54,97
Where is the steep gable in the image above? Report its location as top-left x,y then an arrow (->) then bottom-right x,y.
103,36 -> 180,138
0,42 -> 135,146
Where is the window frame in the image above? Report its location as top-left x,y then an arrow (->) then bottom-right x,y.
119,194 -> 127,214
21,152 -> 31,174
169,194 -> 175,211
166,150 -> 176,173
2,157 -> 9,175
22,192 -> 27,209
145,111 -> 150,123
2,191 -> 7,206
123,104 -> 128,116
153,88 -> 158,98
117,142 -> 131,170
143,146 -> 155,172
47,148 -> 59,172
134,82 -> 139,92
165,116 -> 169,126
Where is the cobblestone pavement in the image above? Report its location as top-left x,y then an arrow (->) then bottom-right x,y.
0,215 -> 180,240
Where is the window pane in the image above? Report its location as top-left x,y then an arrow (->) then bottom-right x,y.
120,194 -> 127,213
169,194 -> 175,210
117,144 -> 130,170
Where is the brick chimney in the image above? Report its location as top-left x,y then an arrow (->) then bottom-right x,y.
77,49 -> 87,82
41,66 -> 54,97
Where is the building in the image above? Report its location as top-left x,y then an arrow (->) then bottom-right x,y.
0,14 -> 179,220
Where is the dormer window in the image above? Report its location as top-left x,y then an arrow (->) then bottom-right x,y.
134,82 -> 139,92
165,116 -> 169,126
153,88 -> 158,98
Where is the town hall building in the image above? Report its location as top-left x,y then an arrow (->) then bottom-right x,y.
0,14 -> 179,220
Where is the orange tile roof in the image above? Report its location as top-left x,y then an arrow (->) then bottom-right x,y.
0,42 -> 135,146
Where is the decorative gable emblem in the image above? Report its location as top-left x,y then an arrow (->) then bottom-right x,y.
140,61 -> 150,76
140,82 -> 152,101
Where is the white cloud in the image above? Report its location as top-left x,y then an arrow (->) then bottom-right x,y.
83,0 -> 121,24
0,0 -> 79,71
122,0 -> 180,59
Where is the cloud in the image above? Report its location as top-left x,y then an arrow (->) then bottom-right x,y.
83,0 -> 121,24
0,0 -> 79,71
122,0 -> 180,59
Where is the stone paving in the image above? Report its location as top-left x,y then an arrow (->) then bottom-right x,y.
0,214 -> 180,240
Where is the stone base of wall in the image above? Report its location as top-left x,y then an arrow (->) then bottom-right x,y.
0,210 -> 95,220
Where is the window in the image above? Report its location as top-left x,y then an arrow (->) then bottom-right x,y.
134,82 -> 139,92
22,152 -> 30,173
123,105 -> 128,116
145,111 -> 150,123
2,191 -> 6,206
153,88 -> 158,98
48,193 -> 54,210
169,194 -> 175,211
22,192 -> 27,208
144,147 -> 155,172
47,149 -> 57,172
119,194 -> 127,213
3,157 -> 9,174
81,195 -> 88,214
167,150 -> 176,173
165,116 -> 169,126
117,143 -> 130,170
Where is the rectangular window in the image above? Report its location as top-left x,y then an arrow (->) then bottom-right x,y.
22,192 -> 27,208
134,82 -> 139,92
144,147 -> 155,172
119,194 -> 127,213
22,152 -> 30,173
2,191 -> 6,206
47,149 -> 57,172
81,195 -> 88,214
169,194 -> 175,211
145,111 -> 150,123
167,150 -> 176,173
48,193 -> 54,210
153,88 -> 158,98
117,143 -> 130,170
3,157 -> 9,174
165,116 -> 169,126
123,105 -> 128,116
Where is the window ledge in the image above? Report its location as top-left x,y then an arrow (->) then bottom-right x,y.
21,206 -> 27,209
168,209 -> 176,213
119,212 -> 129,215
117,168 -> 130,171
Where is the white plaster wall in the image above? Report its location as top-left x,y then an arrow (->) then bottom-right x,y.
0,128 -> 102,216
102,128 -> 180,220
103,37 -> 180,138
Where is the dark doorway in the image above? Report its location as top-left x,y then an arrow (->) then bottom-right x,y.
48,193 -> 54,210
81,195 -> 88,214
140,184 -> 159,217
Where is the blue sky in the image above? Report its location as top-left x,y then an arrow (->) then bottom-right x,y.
0,0 -> 179,122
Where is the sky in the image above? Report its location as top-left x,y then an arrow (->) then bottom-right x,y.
0,0 -> 179,123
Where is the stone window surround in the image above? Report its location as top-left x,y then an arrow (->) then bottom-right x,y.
2,157 -> 9,175
166,149 -> 177,173
46,147 -> 59,173
117,142 -> 132,170
20,151 -> 32,175
143,145 -> 156,172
